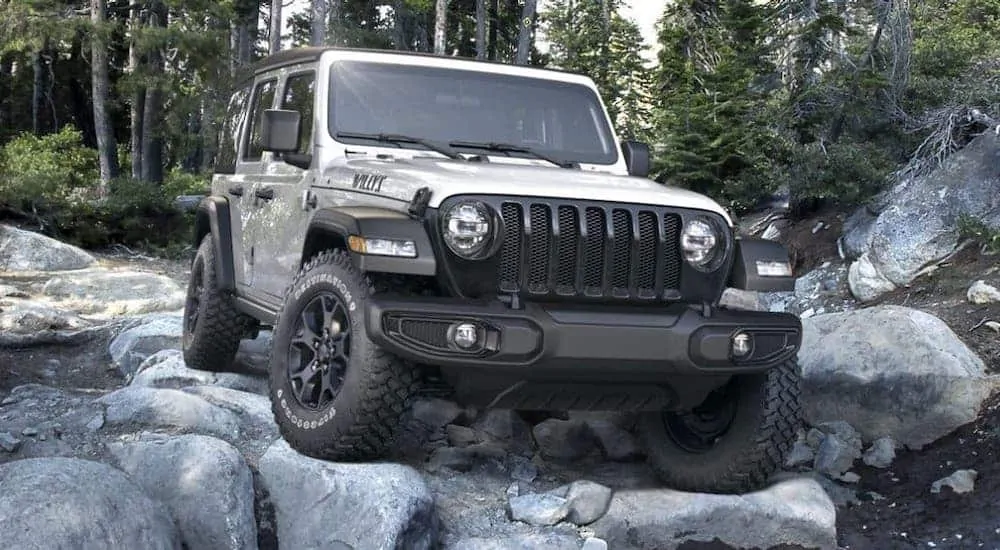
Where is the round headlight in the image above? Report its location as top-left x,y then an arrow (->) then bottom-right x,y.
681,218 -> 722,270
442,200 -> 494,259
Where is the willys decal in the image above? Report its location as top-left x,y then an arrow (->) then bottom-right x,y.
352,172 -> 387,192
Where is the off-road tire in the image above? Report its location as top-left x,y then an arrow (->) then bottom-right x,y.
638,359 -> 803,494
182,235 -> 257,372
268,249 -> 421,461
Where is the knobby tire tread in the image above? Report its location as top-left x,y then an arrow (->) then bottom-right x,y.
269,249 -> 421,462
183,236 -> 255,373
643,359 -> 803,494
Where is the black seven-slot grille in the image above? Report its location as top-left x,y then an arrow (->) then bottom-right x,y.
496,199 -> 683,301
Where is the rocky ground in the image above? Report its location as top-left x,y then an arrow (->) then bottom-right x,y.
2,136 -> 1000,550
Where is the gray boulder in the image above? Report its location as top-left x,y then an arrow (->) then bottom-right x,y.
968,280 -> 1000,304
548,480 -> 614,526
0,225 -> 97,272
798,306 -> 1000,448
180,385 -> 278,443
532,418 -> 595,462
590,476 -> 837,550
845,130 -> 1000,302
258,439 -> 437,550
110,315 -> 183,377
839,206 -> 877,261
131,350 -> 267,395
42,268 -> 185,317
108,434 -> 258,550
0,457 -> 181,549
96,386 -> 242,440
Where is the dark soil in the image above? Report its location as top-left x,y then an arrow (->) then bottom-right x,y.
780,205 -> 846,276
0,329 -> 126,400
837,393 -> 1000,549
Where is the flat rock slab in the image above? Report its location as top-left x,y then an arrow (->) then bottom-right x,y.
108,434 -> 258,550
0,457 -> 181,549
131,350 -> 267,395
42,268 -> 185,317
0,299 -> 93,334
589,477 -> 837,550
798,305 -> 1000,448
0,224 -> 97,272
258,439 -> 438,550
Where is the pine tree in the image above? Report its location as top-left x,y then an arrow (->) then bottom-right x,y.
541,0 -> 654,141
652,0 -> 784,211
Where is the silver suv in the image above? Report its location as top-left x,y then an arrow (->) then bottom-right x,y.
182,47 -> 805,494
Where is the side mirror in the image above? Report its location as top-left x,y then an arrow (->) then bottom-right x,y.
621,140 -> 651,178
261,109 -> 301,153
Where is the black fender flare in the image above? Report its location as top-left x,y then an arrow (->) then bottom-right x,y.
727,238 -> 796,292
193,196 -> 236,292
304,206 -> 437,277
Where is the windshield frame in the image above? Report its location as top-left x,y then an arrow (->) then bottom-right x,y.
325,59 -> 621,166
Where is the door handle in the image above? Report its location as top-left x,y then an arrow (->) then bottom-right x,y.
227,185 -> 244,197
255,187 -> 275,201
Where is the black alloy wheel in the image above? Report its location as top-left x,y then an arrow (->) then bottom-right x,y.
286,292 -> 352,410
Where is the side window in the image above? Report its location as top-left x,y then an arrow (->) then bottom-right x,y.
243,78 -> 278,161
215,85 -> 251,174
280,71 -> 316,155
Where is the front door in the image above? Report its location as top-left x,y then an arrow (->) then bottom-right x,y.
251,68 -> 318,301
236,75 -> 280,293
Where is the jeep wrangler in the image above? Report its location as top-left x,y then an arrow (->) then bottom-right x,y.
182,47 -> 804,494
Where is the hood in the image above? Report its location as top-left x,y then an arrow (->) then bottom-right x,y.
322,156 -> 733,225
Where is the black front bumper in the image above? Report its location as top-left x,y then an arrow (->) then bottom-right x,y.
365,297 -> 801,381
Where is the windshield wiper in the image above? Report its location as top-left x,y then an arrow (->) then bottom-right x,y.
336,132 -> 466,161
448,141 -> 578,169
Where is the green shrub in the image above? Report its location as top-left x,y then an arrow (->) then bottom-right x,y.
163,168 -> 211,198
0,126 -> 98,210
782,139 -> 895,211
957,214 -> 1000,255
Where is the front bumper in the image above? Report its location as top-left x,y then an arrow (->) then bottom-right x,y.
365,297 -> 801,380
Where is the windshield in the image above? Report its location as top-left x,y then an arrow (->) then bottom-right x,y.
328,60 -> 619,165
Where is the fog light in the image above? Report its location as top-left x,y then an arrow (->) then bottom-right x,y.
732,332 -> 753,358
448,322 -> 479,350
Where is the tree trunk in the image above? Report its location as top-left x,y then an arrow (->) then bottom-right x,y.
129,4 -> 144,180
91,0 -> 118,190
328,0 -> 342,46
32,43 -> 45,135
475,0 -> 487,60
311,0 -> 328,46
393,0 -> 408,49
0,57 -> 10,132
515,0 -> 537,65
487,0 -> 499,60
434,0 -> 448,55
141,1 -> 167,184
235,0 -> 257,66
269,0 -> 282,54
